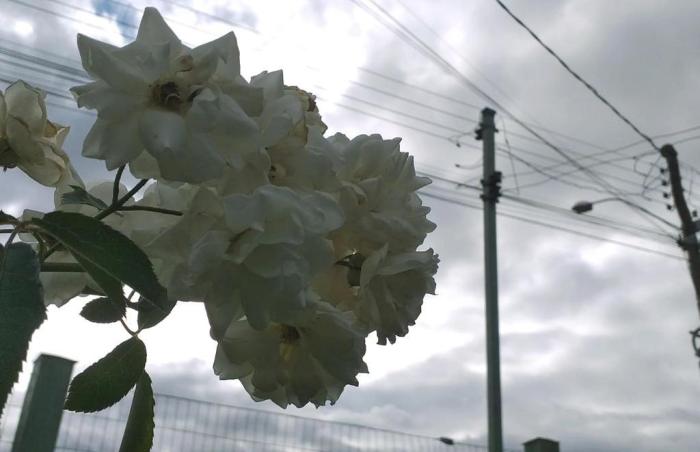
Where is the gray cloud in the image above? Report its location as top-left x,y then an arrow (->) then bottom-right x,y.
2,1 -> 700,451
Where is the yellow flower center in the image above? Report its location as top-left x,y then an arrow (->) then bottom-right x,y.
152,81 -> 183,111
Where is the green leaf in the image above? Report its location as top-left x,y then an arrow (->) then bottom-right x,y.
73,255 -> 126,313
61,185 -> 110,211
80,297 -> 126,324
119,372 -> 154,452
32,212 -> 168,319
65,336 -> 146,413
137,295 -> 176,330
0,210 -> 18,226
0,243 -> 46,417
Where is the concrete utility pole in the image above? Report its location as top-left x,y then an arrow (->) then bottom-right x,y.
477,107 -> 503,452
659,144 -> 700,358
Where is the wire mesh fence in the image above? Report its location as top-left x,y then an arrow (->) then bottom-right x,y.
0,393 -> 22,452
2,390 -> 518,452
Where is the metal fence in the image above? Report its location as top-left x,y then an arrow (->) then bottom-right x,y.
2,391 -> 518,452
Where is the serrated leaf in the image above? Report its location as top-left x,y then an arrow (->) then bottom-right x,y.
32,212 -> 168,318
80,297 -> 126,324
0,211 -> 18,226
0,243 -> 46,417
137,295 -> 177,330
61,185 -> 109,211
65,336 -> 146,413
119,372 -> 154,452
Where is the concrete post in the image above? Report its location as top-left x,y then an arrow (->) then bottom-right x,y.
523,437 -> 559,452
478,107 -> 503,452
12,354 -> 75,452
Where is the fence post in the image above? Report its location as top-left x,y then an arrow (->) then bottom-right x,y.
11,354 -> 75,452
523,437 -> 559,452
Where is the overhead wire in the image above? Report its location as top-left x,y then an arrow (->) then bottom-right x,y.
418,190 -> 683,261
351,0 -> 678,239
492,0 -> 662,153
5,0 -> 692,247
419,170 -> 677,242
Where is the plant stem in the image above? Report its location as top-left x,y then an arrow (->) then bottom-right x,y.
117,206 -> 183,216
42,179 -> 149,262
113,165 -> 126,205
95,179 -> 148,221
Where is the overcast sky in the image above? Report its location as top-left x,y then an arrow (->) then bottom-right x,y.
2,1 -> 700,451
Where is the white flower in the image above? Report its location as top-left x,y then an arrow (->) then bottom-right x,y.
71,7 -> 261,183
191,185 -> 344,331
214,298 -> 368,408
358,246 -> 438,344
330,133 -> 436,256
315,245 -> 438,345
0,81 -> 75,187
143,186 -> 226,298
250,71 -> 338,191
146,184 -> 343,330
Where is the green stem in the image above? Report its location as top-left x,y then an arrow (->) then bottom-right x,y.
42,179 -> 150,262
117,206 -> 183,216
95,179 -> 148,221
112,165 -> 126,205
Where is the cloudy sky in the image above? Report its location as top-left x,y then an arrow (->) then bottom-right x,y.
2,0 -> 700,451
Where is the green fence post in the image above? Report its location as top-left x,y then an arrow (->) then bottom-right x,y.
11,354 -> 75,452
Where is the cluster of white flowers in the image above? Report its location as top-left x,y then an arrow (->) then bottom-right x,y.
16,8 -> 438,408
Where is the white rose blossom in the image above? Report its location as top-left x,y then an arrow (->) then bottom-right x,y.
0,81 -> 75,187
315,245 -> 438,345
214,297 -> 368,408
329,133 -> 436,257
148,184 -> 344,331
71,7 -> 262,183
251,71 -> 339,192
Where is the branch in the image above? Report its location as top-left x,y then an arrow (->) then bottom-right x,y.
113,165 -> 126,205
95,179 -> 149,221
117,206 -> 183,216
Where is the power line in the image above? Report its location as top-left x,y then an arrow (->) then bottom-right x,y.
350,1 -> 637,197
8,0 -> 699,216
313,85 -> 467,134
419,190 -> 683,261
351,0 -> 686,240
492,0 -> 661,152
419,170 -> 677,242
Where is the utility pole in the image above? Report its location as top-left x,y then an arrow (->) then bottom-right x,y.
477,107 -> 503,452
659,144 -> 700,360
